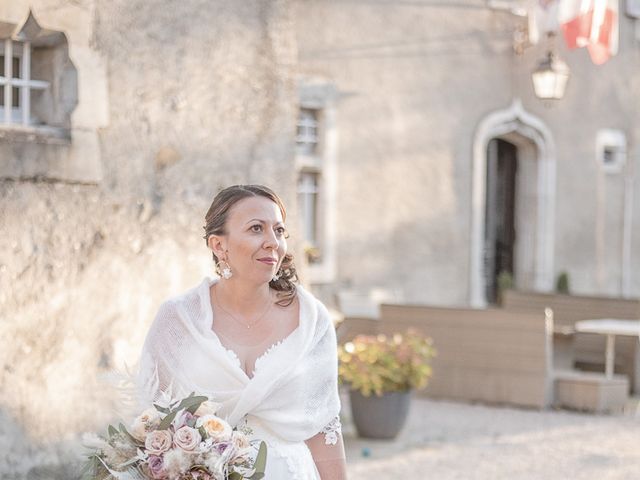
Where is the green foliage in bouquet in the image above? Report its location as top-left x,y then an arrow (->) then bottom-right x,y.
338,329 -> 436,397
82,392 -> 267,480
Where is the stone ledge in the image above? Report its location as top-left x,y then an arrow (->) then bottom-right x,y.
0,124 -> 71,145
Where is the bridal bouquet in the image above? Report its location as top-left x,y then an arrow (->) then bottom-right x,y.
82,393 -> 267,480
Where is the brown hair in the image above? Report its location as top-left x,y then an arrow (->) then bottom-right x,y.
203,184 -> 298,306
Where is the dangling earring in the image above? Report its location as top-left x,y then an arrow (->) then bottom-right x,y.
217,260 -> 233,280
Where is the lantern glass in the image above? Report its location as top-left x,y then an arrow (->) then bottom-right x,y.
532,51 -> 570,100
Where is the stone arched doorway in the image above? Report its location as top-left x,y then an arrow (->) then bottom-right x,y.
470,100 -> 556,307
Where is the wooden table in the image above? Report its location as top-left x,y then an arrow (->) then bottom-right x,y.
574,319 -> 640,379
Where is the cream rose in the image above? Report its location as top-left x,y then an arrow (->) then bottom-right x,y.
231,430 -> 250,450
194,400 -> 222,417
196,415 -> 232,441
173,426 -> 201,452
131,407 -> 162,441
145,430 -> 173,455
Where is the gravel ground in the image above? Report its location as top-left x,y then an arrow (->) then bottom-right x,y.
343,396 -> 640,479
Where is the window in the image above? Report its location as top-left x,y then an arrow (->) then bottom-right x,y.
295,79 -> 338,283
0,9 -> 104,184
296,107 -> 323,263
0,11 -> 77,144
596,129 -> 626,174
297,171 -> 321,262
0,39 -> 49,126
296,108 -> 319,156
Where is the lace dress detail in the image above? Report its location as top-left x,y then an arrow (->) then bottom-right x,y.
321,416 -> 342,445
213,335 -> 289,379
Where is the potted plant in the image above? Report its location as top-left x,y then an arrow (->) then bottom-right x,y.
338,329 -> 435,439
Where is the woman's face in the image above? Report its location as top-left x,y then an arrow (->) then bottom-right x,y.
211,196 -> 288,284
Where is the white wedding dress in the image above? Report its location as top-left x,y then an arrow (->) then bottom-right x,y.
138,277 -> 342,480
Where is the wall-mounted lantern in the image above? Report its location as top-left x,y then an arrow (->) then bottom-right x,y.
531,50 -> 570,100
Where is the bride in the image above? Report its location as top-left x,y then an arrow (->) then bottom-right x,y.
138,185 -> 347,479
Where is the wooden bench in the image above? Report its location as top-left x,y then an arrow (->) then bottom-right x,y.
379,304 -> 554,409
336,316 -> 379,344
502,290 -> 640,393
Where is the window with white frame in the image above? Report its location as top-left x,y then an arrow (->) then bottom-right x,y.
0,9 -> 102,184
0,11 -> 77,144
296,108 -> 319,156
0,39 -> 49,126
295,80 -> 338,283
297,170 -> 322,262
596,129 -> 626,174
296,106 -> 324,264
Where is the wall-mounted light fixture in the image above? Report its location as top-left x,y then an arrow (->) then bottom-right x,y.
531,50 -> 570,99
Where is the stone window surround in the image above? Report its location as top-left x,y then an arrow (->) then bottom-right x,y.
596,128 -> 626,174
296,79 -> 339,284
0,8 -> 108,184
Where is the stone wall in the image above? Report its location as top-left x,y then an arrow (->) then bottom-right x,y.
295,2 -> 518,305
0,0 -> 298,477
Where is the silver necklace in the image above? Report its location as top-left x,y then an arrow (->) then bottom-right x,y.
214,287 -> 273,330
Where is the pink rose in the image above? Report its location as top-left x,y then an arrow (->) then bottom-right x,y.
145,430 -> 173,455
147,455 -> 167,479
173,426 -> 202,452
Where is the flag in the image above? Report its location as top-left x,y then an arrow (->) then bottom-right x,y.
558,0 -> 618,64
586,0 -> 618,64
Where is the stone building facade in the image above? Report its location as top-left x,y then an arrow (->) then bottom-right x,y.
295,1 -> 640,308
1,0 -> 639,476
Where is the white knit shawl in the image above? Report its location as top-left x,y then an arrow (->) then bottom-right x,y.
138,277 -> 341,443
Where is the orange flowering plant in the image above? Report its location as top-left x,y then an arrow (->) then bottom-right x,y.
338,330 -> 436,397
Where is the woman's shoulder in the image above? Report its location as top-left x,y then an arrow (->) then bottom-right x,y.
153,277 -> 212,322
296,284 -> 332,323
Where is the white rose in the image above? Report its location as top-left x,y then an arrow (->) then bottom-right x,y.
131,407 -> 162,441
144,429 -> 173,455
196,415 -> 232,442
173,426 -> 201,452
231,430 -> 250,450
195,400 -> 223,417
230,431 -> 252,463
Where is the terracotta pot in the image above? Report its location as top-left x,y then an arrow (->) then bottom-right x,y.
349,389 -> 411,439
